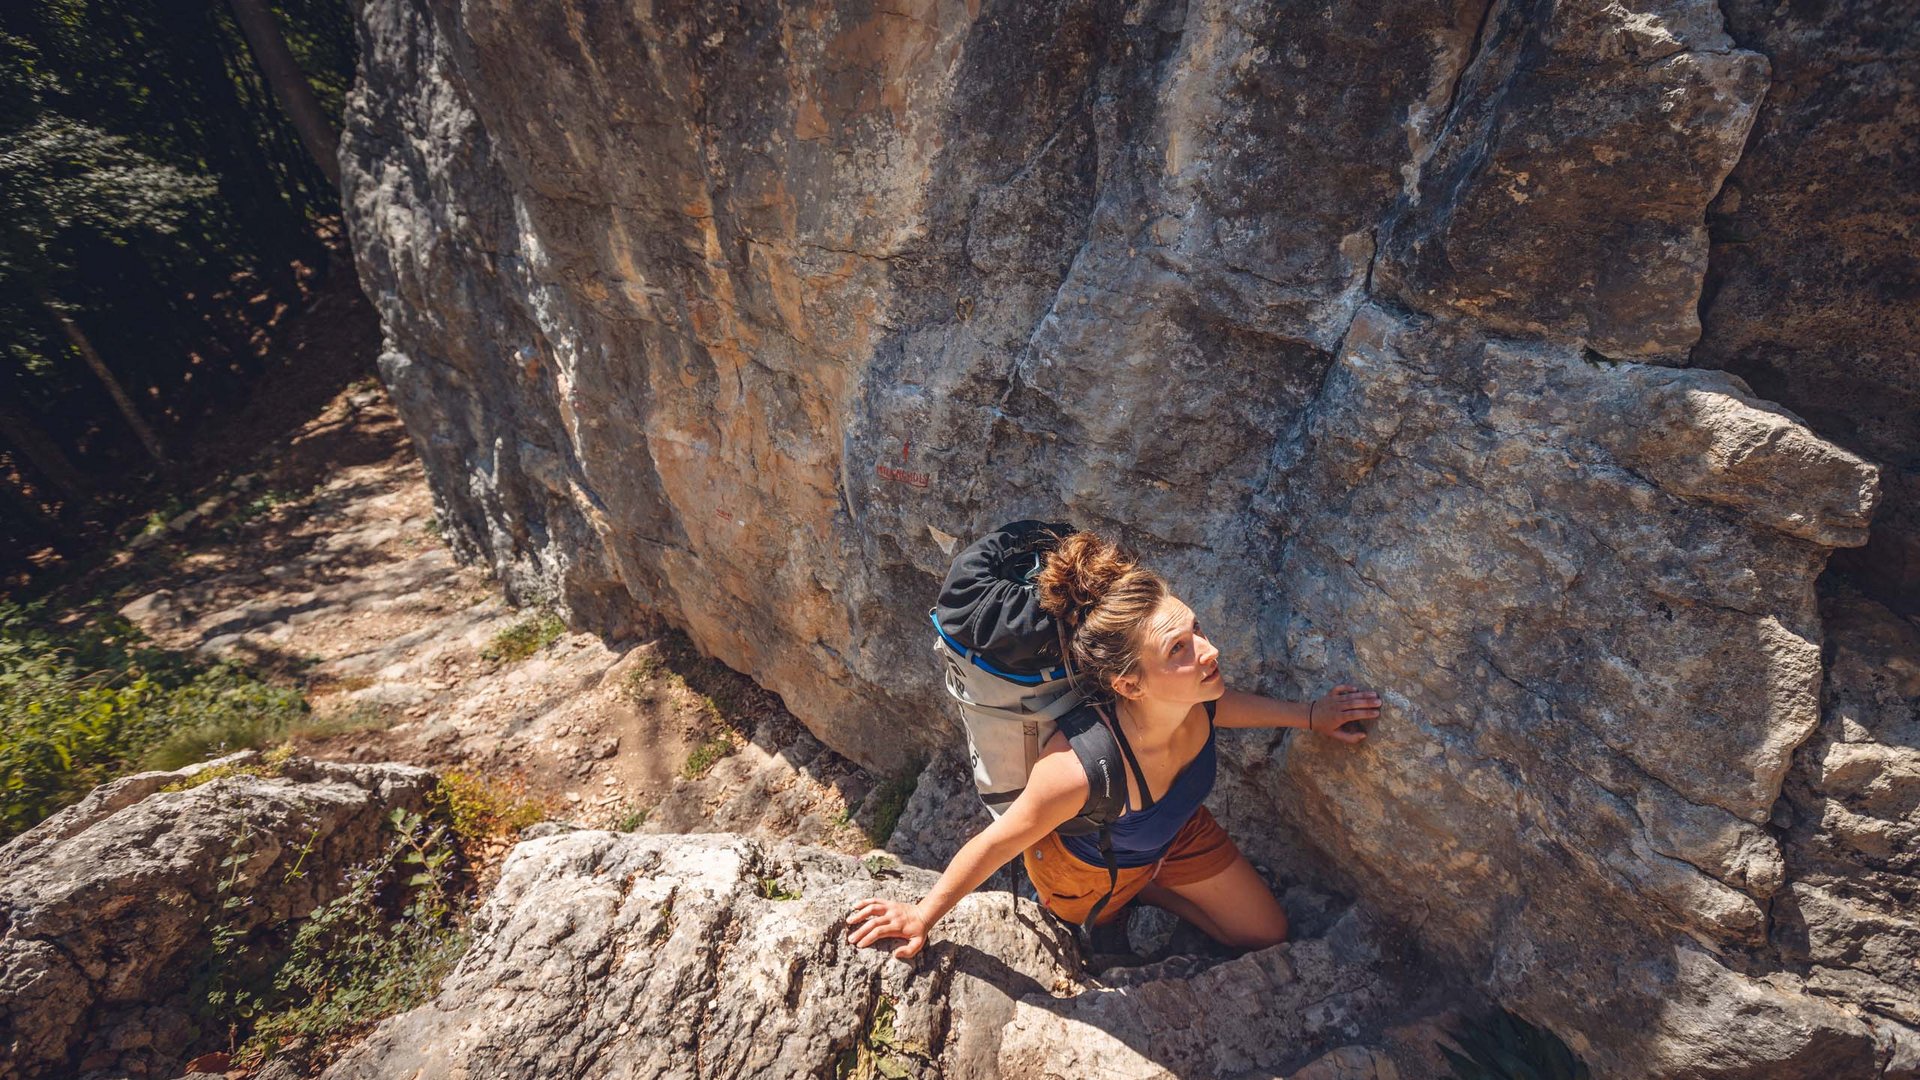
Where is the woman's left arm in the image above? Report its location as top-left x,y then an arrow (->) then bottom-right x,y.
1213,684 -> 1378,743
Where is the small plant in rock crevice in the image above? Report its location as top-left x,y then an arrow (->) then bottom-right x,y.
834,994 -> 929,1080
188,765 -> 547,1071
198,805 -> 469,1070
1438,1009 -> 1591,1080
481,610 -> 567,663
858,762 -> 922,849
756,875 -> 800,901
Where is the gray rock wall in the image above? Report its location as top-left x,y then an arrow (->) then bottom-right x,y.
340,0 -> 1917,1074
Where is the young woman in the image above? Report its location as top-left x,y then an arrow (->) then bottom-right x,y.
846,530 -> 1380,960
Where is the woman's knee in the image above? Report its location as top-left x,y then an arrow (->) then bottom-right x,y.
1227,906 -> 1288,950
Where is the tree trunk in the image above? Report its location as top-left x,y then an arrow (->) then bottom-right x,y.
0,396 -> 93,507
36,288 -> 170,469
225,0 -> 341,191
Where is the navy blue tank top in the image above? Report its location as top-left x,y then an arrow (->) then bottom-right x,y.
1060,700 -> 1217,869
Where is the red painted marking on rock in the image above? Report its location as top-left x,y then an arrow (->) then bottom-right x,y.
877,464 -> 931,489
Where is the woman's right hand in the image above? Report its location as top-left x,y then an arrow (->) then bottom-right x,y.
845,897 -> 930,959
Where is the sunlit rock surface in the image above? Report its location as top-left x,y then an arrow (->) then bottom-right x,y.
341,0 -> 1916,1073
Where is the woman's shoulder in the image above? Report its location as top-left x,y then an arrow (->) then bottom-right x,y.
1030,732 -> 1091,797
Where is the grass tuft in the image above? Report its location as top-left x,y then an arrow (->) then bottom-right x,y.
756,875 -> 800,901
429,770 -> 547,847
682,732 -> 738,781
481,610 -> 567,664
161,743 -> 297,792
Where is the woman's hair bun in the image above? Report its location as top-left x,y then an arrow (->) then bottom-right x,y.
1035,531 -> 1136,631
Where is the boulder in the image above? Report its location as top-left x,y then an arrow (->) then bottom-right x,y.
0,753 -> 436,1080
319,831 -> 1451,1079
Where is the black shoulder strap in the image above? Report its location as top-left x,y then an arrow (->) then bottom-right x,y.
1105,703 -> 1155,811
1058,704 -> 1126,826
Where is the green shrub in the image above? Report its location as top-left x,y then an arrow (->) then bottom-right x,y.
1439,1009 -> 1590,1080
429,770 -> 546,846
201,808 -> 470,1068
136,669 -> 307,771
0,604 -> 307,839
481,610 -> 567,663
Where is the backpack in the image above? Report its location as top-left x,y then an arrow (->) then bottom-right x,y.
931,520 -> 1129,938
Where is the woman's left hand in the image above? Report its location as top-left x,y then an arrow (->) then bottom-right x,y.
1311,684 -> 1379,743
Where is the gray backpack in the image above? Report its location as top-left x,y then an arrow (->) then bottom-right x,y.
930,521 -> 1129,936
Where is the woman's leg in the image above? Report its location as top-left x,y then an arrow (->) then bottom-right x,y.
1133,879 -> 1233,943
1157,853 -> 1289,949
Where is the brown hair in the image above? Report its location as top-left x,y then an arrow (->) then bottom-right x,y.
1035,531 -> 1167,700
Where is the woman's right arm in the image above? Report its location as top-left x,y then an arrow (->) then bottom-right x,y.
846,746 -> 1087,959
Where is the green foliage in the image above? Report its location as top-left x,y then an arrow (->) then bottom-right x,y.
0,602 -> 307,839
835,994 -> 927,1080
480,610 -> 567,663
756,875 -> 800,901
860,765 -> 921,849
614,804 -> 647,832
682,731 -> 737,781
428,769 -> 546,846
136,667 -> 308,770
160,741 -> 295,792
0,112 -> 216,281
1439,1009 -> 1591,1080
199,807 -> 470,1067
861,853 -> 899,880
0,0 -> 355,551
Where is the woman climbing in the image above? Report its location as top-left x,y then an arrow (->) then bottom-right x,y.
845,525 -> 1379,960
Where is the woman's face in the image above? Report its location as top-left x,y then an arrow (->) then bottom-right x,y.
1114,594 -> 1223,706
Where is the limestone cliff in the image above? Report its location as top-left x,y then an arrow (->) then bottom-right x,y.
340,1 -> 1918,1075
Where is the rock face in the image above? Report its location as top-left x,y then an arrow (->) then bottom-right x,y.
320,831 -> 1447,1080
1694,2 -> 1920,616
340,0 -> 1915,1074
0,753 -> 436,1080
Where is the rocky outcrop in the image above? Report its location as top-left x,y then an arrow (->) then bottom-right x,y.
340,0 -> 1914,1073
1694,2 -> 1920,615
320,831 -> 1452,1080
1769,580 -> 1920,1075
0,753 -> 436,1080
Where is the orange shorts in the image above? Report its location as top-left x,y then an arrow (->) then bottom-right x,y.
1020,805 -> 1242,926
